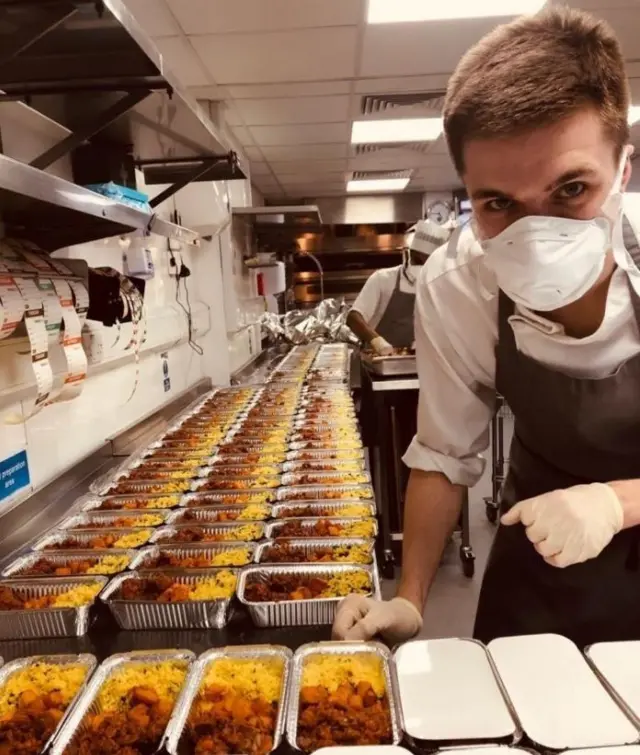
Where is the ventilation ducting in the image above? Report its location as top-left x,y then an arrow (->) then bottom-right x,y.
354,143 -> 435,155
351,170 -> 414,180
361,91 -> 446,114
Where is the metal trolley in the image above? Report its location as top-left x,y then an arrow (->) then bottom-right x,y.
484,394 -> 513,524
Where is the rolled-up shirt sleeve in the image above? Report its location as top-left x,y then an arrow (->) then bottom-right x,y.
403,241 -> 497,487
350,271 -> 382,324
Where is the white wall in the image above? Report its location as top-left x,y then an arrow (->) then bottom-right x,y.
0,105 -> 257,510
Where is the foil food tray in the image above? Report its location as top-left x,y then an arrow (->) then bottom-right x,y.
131,543 -> 257,570
49,649 -> 195,755
362,353 -> 417,376
254,538 -> 375,565
99,479 -> 192,496
0,575 -> 107,639
281,471 -> 372,487
282,459 -> 366,473
101,569 -> 237,630
168,504 -> 272,525
78,493 -> 183,512
180,490 -> 277,507
265,517 -> 378,539
33,527 -> 154,551
2,549 -> 136,578
272,501 -> 376,519
237,563 -> 380,628
57,510 -> 168,530
285,448 -> 365,462
164,644 -> 293,755
286,641 -> 402,751
289,441 -> 364,452
190,476 -> 281,492
196,461 -> 284,476
151,521 -> 266,544
0,653 -> 97,752
276,484 -> 375,502
209,453 -> 287,467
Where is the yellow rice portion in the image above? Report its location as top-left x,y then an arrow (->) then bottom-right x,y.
239,504 -> 270,520
188,570 -> 237,600
218,524 -> 263,541
86,554 -> 131,574
331,544 -> 373,564
113,529 -> 153,549
321,571 -> 371,598
209,548 -> 252,566
53,583 -> 103,608
302,654 -> 385,697
98,661 -> 187,712
203,657 -> 284,703
0,663 -> 87,715
115,514 -> 164,528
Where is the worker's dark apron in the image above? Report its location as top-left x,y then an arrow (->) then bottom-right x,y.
474,218 -> 640,648
375,268 -> 416,348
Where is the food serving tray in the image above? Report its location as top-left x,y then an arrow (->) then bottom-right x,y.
0,575 -> 107,639
131,542 -> 257,570
190,475 -> 281,492
151,522 -> 266,544
276,484 -> 375,502
195,463 -> 283,478
286,641 -> 402,751
100,569 -> 237,630
362,352 -> 417,376
180,490 -> 276,506
33,527 -> 154,551
78,493 -> 182,511
164,644 -> 293,754
282,460 -> 365,473
265,517 -> 378,539
272,501 -> 376,519
289,440 -> 364,451
394,639 -> 519,746
585,641 -> 640,728
57,510 -> 168,530
49,649 -> 195,755
281,471 -> 371,487
237,563 -> 380,627
168,505 -> 272,525
0,653 -> 97,752
254,538 -> 375,565
285,448 -> 365,462
488,633 -> 639,751
1,549 -> 136,578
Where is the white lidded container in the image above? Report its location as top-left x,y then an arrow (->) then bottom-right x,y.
313,748 -> 411,755
394,638 -> 518,745
488,634 -> 639,751
562,748 -> 640,755
433,749 -> 535,755
585,641 -> 640,727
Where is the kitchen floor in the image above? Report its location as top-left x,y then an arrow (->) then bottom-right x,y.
381,418 -> 513,639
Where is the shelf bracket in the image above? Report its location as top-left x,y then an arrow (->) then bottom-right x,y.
29,89 -> 151,170
147,153 -> 240,208
0,2 -> 77,68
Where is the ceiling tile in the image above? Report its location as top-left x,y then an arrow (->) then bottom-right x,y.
191,27 -> 359,84
361,19 -> 498,77
168,0 -> 363,34
228,125 -> 254,145
278,172 -> 347,185
227,96 -> 350,126
269,159 -> 347,174
248,161 -> 273,176
242,145 -> 265,160
582,8 -> 640,58
123,0 -> 181,36
226,81 -> 352,99
559,0 -> 639,8
260,144 -> 348,160
354,74 -> 451,95
154,36 -> 211,86
250,123 -> 350,146
348,149 -> 452,171
190,85 -> 227,99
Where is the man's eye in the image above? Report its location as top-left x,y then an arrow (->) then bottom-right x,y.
485,197 -> 513,212
556,181 -> 586,200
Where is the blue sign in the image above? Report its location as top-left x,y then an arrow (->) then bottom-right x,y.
0,450 -> 30,502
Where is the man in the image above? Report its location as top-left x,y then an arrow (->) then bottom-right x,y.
334,6 -> 640,647
346,219 -> 450,353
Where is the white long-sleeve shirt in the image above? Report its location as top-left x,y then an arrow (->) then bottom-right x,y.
351,265 -> 417,329
403,217 -> 640,487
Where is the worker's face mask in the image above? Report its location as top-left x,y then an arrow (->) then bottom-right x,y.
479,149 -> 629,312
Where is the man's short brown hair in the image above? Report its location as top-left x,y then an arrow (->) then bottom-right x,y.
443,7 -> 630,174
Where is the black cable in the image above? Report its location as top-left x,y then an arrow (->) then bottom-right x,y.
174,265 -> 203,355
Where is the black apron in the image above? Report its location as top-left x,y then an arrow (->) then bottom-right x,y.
375,268 -> 416,348
474,218 -> 640,648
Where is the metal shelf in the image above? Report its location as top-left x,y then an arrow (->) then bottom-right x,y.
0,154 -> 198,250
232,205 -> 323,230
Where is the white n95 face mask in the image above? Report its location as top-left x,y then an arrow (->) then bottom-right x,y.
480,150 -> 629,312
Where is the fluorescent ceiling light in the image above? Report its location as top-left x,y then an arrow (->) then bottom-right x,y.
351,118 -> 442,144
367,0 -> 546,23
629,106 -> 640,126
347,178 -> 410,193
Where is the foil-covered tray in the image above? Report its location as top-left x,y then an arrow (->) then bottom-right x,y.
237,564 -> 380,627
100,569 -> 237,630
190,476 -> 281,492
0,575 -> 107,639
289,440 -> 363,451
254,538 -> 375,565
151,522 -> 266,544
49,649 -> 195,755
272,501 -> 376,519
164,644 -> 293,754
265,517 -> 378,539
168,504 -> 272,525
285,448 -> 365,462
180,490 -> 277,507
0,653 -> 97,752
276,484 -> 375,502
33,527 -> 154,551
2,549 -> 136,578
131,543 -> 257,570
78,493 -> 183,512
281,471 -> 371,487
286,641 -> 402,751
57,510 -> 168,530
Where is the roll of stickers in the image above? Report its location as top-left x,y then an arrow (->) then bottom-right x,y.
50,279 -> 88,403
36,278 -> 63,344
0,275 -> 25,339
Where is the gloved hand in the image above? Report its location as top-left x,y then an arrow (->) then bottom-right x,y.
501,483 -> 624,568
370,336 -> 394,356
332,595 -> 423,642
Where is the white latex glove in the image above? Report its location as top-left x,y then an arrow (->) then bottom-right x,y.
332,595 -> 423,642
501,483 -> 624,568
370,336 -> 394,356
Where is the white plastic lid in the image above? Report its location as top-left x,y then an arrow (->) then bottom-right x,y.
394,638 -> 516,741
488,634 -> 638,750
586,641 -> 640,724
313,748 -> 411,755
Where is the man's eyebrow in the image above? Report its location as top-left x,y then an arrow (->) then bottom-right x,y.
470,188 -> 512,200
545,167 -> 598,191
